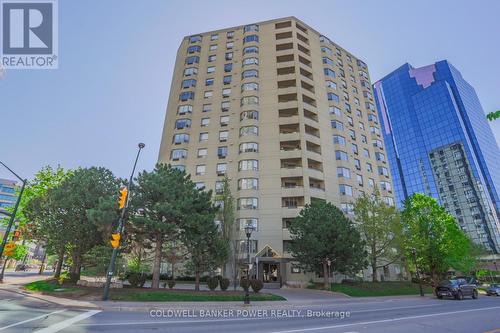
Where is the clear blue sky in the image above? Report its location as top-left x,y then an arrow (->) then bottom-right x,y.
1,0 -> 499,180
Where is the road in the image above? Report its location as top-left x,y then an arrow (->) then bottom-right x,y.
1,272 -> 500,333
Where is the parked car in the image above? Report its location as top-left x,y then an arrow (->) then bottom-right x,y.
486,284 -> 500,296
15,264 -> 28,271
435,278 -> 478,300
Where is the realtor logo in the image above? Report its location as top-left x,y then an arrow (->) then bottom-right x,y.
1,0 -> 58,69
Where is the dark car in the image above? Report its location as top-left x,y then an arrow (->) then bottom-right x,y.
486,284 -> 500,296
435,278 -> 478,300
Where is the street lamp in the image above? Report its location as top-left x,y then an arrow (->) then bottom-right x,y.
411,248 -> 424,297
103,143 -> 145,300
243,224 -> 254,305
0,161 -> 27,283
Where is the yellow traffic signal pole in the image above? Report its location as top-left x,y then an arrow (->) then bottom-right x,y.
103,143 -> 145,301
0,161 -> 26,283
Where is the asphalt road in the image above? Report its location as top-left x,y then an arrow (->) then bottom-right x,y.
1,286 -> 500,333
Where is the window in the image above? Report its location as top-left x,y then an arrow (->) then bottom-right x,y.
321,46 -> 333,55
179,91 -> 194,101
363,148 -> 370,158
357,174 -> 363,186
222,88 -> 231,98
322,57 -> 335,66
217,163 -> 227,175
207,66 -> 215,74
327,92 -> 339,103
244,24 -> 259,32
219,130 -> 229,142
224,63 -> 233,72
378,166 -> 389,176
329,106 -> 342,116
170,149 -> 187,160
354,158 -> 361,170
227,31 -> 234,39
221,101 -> 230,112
178,105 -> 193,115
208,54 -> 216,62
241,82 -> 259,92
324,68 -> 336,78
347,116 -> 354,126
337,167 -> 350,178
173,133 -> 189,144
195,164 -> 206,175
172,165 -> 185,172
199,132 -> 208,142
239,159 -> 258,171
210,33 -> 218,41
238,218 -> 258,231
220,115 -> 229,126
197,148 -> 207,158
238,197 -> 258,210
380,181 -> 392,191
366,163 -> 373,172
175,118 -> 191,129
361,134 -> 367,144
189,35 -> 201,43
217,146 -> 228,158
243,35 -> 259,43
215,181 -> 224,194
181,79 -> 196,88
341,203 -> 354,215
339,184 -> 353,196
331,120 -> 344,130
226,41 -> 234,49
202,104 -> 212,112
225,52 -> 233,60
351,143 -> 358,154
204,91 -> 213,99
240,126 -> 258,136
242,57 -> 259,66
241,96 -> 259,106
335,150 -> 348,161
349,129 -> 356,140
205,78 -> 214,86
333,135 -> 346,145
209,44 -> 217,51
185,56 -> 199,65
188,44 -> 202,54
375,152 -> 386,162
238,178 -> 258,190
239,142 -> 258,153
242,69 -> 258,79
240,110 -> 259,120
368,178 -> 375,188
223,75 -> 232,85
326,80 -> 337,89
195,182 -> 205,190
243,46 -> 259,54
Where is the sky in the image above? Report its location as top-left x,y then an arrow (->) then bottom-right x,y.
1,0 -> 500,181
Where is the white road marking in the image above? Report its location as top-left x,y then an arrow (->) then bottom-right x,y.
269,306 -> 500,333
34,310 -> 101,333
0,310 -> 66,331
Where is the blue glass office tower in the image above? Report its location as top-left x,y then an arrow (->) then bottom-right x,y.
373,60 -> 500,253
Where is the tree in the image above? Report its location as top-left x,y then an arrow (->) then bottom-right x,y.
289,201 -> 367,289
130,164 -> 195,289
486,110 -> 500,122
401,193 -> 476,287
353,189 -> 402,281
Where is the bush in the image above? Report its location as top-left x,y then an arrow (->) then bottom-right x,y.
167,280 -> 176,289
240,277 -> 250,291
220,278 -> 230,291
128,272 -> 147,288
250,279 -> 263,293
207,277 -> 219,291
216,275 -> 223,282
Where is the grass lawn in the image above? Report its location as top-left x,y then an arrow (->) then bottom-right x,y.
111,291 -> 285,302
24,280 -> 77,293
330,281 -> 433,297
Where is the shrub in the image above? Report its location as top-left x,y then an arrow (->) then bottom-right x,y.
250,279 -> 263,293
167,280 -> 176,289
220,278 -> 230,291
216,275 -> 223,282
128,272 -> 147,288
207,277 -> 219,291
240,277 -> 250,291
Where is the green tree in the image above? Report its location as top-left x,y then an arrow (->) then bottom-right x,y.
401,193 -> 476,286
353,189 -> 402,281
130,164 -> 194,289
215,176 -> 236,280
486,110 -> 500,121
289,201 -> 367,289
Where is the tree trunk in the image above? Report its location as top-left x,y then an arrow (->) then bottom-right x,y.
195,267 -> 200,291
323,261 -> 330,290
151,235 -> 163,289
38,252 -> 47,275
54,249 -> 64,279
69,253 -> 82,283
372,259 -> 378,282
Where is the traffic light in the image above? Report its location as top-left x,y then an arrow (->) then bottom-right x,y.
4,242 -> 16,257
12,230 -> 21,242
118,187 -> 128,209
110,233 -> 121,248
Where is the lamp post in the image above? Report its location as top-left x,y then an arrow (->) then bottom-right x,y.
0,161 -> 27,283
103,143 -> 145,300
243,225 -> 254,305
411,248 -> 424,297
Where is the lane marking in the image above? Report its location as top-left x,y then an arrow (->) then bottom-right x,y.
34,310 -> 101,333
269,306 -> 500,333
0,310 -> 66,331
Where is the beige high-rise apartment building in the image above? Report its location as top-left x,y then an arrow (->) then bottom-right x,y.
159,17 -> 396,286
